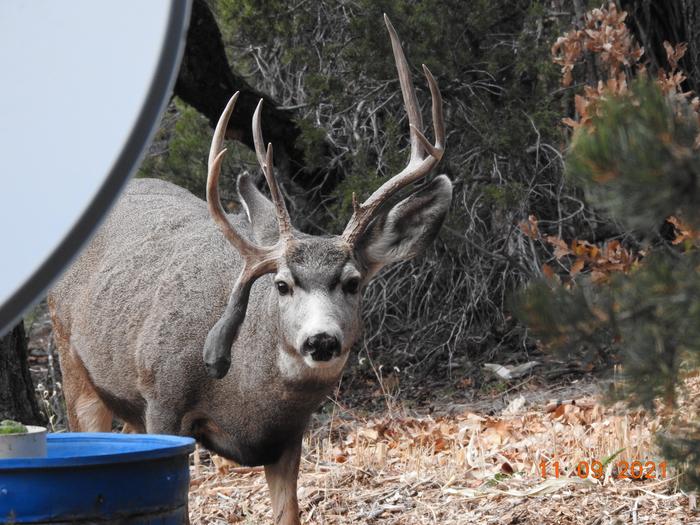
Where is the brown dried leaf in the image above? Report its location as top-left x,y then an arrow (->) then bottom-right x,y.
667,215 -> 696,245
570,258 -> 585,276
664,41 -> 688,70
546,236 -> 571,259
591,270 -> 608,284
542,263 -> 555,280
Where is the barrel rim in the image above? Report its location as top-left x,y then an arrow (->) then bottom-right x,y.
0,432 -> 195,469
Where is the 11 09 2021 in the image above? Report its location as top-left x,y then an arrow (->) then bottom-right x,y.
538,459 -> 668,480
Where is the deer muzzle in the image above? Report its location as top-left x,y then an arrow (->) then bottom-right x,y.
301,333 -> 341,362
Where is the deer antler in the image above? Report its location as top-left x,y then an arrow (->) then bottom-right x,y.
204,92 -> 293,378
252,100 -> 293,239
207,92 -> 293,261
342,14 -> 445,246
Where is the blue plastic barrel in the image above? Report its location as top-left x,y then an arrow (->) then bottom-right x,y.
0,433 -> 195,524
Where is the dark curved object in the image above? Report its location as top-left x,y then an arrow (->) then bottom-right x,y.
0,1 -> 191,337
174,0 -> 340,199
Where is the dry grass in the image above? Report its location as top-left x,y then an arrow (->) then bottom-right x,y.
188,379 -> 699,524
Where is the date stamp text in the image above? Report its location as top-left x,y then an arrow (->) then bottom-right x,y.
539,460 -> 667,480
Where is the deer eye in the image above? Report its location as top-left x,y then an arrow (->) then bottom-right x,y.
276,281 -> 290,295
343,277 -> 360,295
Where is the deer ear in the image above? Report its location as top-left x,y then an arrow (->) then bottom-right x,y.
356,175 -> 452,279
237,173 -> 279,244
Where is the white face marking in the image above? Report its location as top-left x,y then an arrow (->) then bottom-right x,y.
276,345 -> 349,379
272,257 -> 362,380
294,292 -> 344,353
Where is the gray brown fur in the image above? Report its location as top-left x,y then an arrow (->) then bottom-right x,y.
51,179 -> 332,460
49,173 -> 451,524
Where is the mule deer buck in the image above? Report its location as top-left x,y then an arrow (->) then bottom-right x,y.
49,15 -> 450,525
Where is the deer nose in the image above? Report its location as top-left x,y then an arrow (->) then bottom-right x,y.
302,333 -> 341,361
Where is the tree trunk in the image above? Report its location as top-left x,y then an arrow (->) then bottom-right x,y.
622,0 -> 700,92
174,0 -> 339,198
0,322 -> 43,425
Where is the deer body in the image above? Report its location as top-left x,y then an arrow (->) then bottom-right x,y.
50,178 -> 347,465
50,17 -> 451,524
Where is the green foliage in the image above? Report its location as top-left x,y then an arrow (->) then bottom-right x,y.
138,98 -> 246,206
137,99 -> 210,198
515,276 -> 614,360
331,112 -> 409,227
210,0 -> 566,214
613,252 -> 700,407
659,425 -> 700,489
483,182 -> 527,210
137,99 -> 211,197
487,470 -> 513,486
568,82 -> 700,233
294,116 -> 328,171
601,448 -> 626,469
141,0 -> 583,372
159,0 -> 569,226
518,251 -> 700,409
517,82 -> 700,489
0,420 -> 27,435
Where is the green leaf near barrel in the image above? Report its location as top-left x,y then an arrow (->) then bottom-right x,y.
0,419 -> 28,435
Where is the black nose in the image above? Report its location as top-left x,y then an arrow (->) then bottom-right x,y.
302,333 -> 341,361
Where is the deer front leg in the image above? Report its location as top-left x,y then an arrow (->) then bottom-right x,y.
264,440 -> 302,525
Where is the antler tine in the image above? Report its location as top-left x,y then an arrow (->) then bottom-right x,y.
421,64 -> 445,156
341,16 -> 445,246
384,14 -> 424,162
252,99 -> 293,239
207,92 -> 265,257
207,91 -> 237,167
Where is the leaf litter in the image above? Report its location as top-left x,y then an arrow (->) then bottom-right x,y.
189,378 -> 700,524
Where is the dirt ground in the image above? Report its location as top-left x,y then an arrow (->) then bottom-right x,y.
188,375 -> 698,525
24,304 -> 698,524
